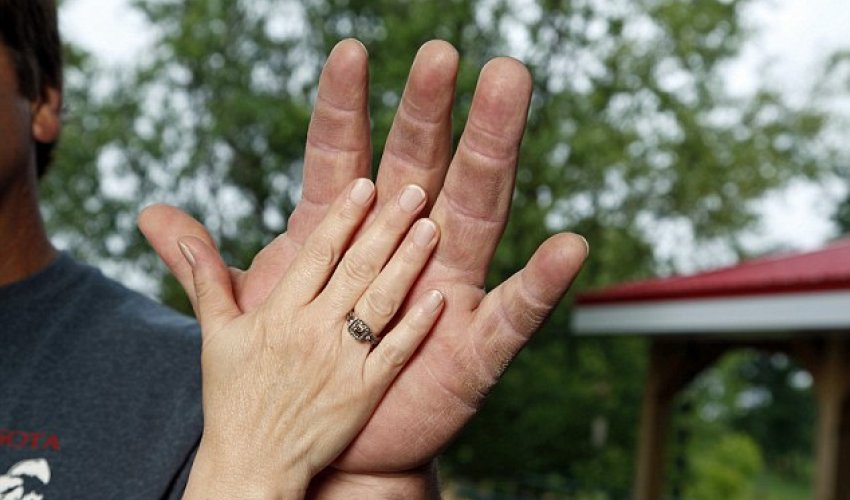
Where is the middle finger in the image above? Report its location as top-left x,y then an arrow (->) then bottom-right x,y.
319,184 -> 427,311
374,40 -> 458,215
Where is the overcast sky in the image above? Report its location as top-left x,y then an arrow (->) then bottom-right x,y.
58,0 -> 850,268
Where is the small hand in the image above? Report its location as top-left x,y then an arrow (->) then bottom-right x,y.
177,179 -> 444,498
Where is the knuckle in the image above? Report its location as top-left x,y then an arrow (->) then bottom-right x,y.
291,328 -> 319,355
255,310 -> 285,355
526,303 -> 550,328
259,304 -> 285,327
374,208 -> 412,236
193,278 -> 215,304
406,307 -> 430,331
193,273 -> 222,308
518,283 -> 552,330
362,288 -> 397,323
341,252 -> 377,283
384,211 -> 413,233
516,302 -> 548,334
338,203 -> 365,222
400,240 -> 423,263
378,341 -> 407,368
255,307 -> 285,342
305,236 -> 337,268
501,290 -> 549,339
334,206 -> 358,224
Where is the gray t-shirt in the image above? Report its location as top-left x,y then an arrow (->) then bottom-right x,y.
0,253 -> 203,499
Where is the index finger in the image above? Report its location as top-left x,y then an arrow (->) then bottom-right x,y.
235,39 -> 373,311
287,39 -> 373,246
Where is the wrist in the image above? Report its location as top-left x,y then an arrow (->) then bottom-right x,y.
183,438 -> 310,500
306,462 -> 440,500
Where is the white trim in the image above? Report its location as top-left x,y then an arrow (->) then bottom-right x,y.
573,290 -> 850,336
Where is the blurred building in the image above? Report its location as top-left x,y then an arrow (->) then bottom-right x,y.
573,237 -> 850,500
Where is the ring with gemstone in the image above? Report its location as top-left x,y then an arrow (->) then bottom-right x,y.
346,311 -> 378,345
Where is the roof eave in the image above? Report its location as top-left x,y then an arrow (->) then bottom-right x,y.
572,290 -> 850,337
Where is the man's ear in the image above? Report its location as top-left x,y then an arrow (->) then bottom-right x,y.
31,86 -> 62,144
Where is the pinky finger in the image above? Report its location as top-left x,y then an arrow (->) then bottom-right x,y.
364,290 -> 445,389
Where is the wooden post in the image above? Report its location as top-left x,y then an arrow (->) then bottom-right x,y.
632,339 -> 727,500
632,342 -> 674,500
837,395 -> 850,500
812,336 -> 850,500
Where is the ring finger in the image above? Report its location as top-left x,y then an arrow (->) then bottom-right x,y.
345,218 -> 439,344
319,184 -> 427,311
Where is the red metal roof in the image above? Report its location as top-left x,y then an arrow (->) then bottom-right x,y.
577,237 -> 850,305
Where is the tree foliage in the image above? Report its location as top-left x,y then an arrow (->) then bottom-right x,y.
835,192 -> 850,234
680,350 -> 815,489
47,0 -> 835,493
684,433 -> 764,500
823,50 -> 850,237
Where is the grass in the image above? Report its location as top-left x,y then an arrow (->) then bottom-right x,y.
747,470 -> 810,500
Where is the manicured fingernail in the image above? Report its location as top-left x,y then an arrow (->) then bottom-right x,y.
423,290 -> 444,313
412,219 -> 436,247
178,239 -> 196,268
398,185 -> 426,212
350,178 -> 374,206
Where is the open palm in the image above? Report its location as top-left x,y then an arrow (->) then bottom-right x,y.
139,39 -> 587,475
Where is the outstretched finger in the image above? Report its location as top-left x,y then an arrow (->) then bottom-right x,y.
177,236 -> 241,335
470,233 -> 588,379
364,290 -> 445,390
228,40 -> 373,313
346,218 -> 440,340
319,184 -> 427,313
289,39 -> 372,246
427,57 -> 532,287
374,40 -> 458,214
269,178 -> 376,308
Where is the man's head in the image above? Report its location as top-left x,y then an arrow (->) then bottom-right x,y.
0,0 -> 63,179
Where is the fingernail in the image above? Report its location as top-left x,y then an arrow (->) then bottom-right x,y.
579,235 -> 590,256
423,290 -> 444,313
412,219 -> 436,247
178,239 -> 196,268
398,185 -> 426,212
350,178 -> 374,206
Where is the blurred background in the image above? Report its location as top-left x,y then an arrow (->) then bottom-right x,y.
47,0 -> 850,498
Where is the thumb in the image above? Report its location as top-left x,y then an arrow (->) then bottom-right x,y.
471,233 -> 588,380
139,204 -> 235,313
177,236 -> 241,332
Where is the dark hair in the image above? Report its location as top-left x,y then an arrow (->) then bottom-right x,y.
0,0 -> 63,177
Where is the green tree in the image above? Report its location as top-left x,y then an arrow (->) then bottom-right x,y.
448,0 -> 829,493
823,50 -> 850,237
835,193 -> 850,234
46,0 -> 835,494
685,433 -> 764,500
681,350 -> 815,486
730,352 -> 815,478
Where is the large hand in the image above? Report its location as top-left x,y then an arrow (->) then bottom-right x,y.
139,39 -> 587,474
140,40 -> 377,313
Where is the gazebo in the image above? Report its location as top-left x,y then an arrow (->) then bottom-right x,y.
572,237 -> 850,500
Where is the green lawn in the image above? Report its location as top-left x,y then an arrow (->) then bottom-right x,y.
748,471 -> 810,500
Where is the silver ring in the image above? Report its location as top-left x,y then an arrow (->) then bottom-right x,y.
346,311 -> 378,345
